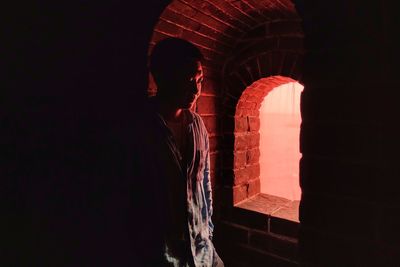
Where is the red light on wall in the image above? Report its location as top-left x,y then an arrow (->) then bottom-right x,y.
259,82 -> 303,201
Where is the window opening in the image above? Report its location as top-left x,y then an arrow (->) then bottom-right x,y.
259,82 -> 303,201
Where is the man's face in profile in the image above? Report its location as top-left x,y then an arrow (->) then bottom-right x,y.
168,60 -> 204,110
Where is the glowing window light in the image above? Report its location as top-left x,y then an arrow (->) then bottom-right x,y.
259,82 -> 303,201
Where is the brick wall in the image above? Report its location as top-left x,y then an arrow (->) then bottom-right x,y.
148,1 -> 305,266
147,0 -> 400,265
216,208 -> 299,267
223,76 -> 300,206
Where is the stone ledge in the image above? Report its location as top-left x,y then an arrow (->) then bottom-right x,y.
235,193 -> 300,223
234,193 -> 300,238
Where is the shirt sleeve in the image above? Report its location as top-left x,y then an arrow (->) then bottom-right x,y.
202,126 -> 214,240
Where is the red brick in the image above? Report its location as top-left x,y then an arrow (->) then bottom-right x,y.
233,168 -> 251,186
233,184 -> 248,204
206,0 -> 254,28
196,95 -> 220,115
210,152 -> 218,170
237,100 -> 256,110
235,116 -> 249,133
246,148 -> 260,164
248,178 -> 261,198
250,109 -> 260,117
200,49 -> 225,64
176,3 -> 242,36
247,101 -> 258,109
197,1 -> 249,32
167,2 -> 198,18
234,151 -> 247,169
181,29 -> 224,54
250,88 -> 267,100
247,164 -> 260,180
151,31 -> 172,44
237,108 -> 256,117
202,78 -> 220,96
233,164 -> 260,186
209,135 -> 221,152
202,58 -> 224,72
156,19 -> 183,36
224,150 -> 247,170
246,133 -> 260,148
245,94 -> 261,104
203,70 -> 220,81
201,115 -> 219,135
161,7 -> 235,45
248,117 -> 260,132
234,134 -> 247,151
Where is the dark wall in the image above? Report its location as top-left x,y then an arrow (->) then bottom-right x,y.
298,0 -> 400,266
3,1 -> 169,266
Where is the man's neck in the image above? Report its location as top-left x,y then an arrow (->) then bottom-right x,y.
156,99 -> 184,123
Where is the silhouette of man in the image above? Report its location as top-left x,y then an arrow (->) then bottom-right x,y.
134,38 -> 224,267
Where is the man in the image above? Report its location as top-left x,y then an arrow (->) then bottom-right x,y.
134,38 -> 224,267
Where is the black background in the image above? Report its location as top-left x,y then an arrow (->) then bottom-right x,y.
3,1 -> 171,266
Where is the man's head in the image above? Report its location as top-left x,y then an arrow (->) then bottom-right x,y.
149,38 -> 204,109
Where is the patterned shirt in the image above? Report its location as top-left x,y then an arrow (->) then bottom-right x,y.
135,99 -> 223,267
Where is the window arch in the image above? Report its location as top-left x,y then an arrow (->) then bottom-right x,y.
228,76 -> 303,223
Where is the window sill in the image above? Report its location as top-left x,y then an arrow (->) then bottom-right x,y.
235,193 -> 300,223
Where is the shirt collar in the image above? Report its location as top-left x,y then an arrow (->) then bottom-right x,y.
148,96 -> 195,125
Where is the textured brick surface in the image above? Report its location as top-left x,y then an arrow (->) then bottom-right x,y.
147,1 -> 400,266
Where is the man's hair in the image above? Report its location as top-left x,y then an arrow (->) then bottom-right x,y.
149,38 -> 203,86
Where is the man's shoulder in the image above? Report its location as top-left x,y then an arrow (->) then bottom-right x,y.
188,109 -> 201,120
186,110 -> 204,125
186,110 -> 208,135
